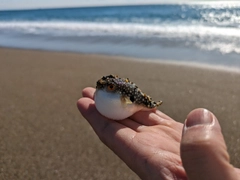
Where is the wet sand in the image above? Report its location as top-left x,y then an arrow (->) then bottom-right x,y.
0,48 -> 239,179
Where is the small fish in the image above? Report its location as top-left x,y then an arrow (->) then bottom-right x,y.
94,75 -> 162,120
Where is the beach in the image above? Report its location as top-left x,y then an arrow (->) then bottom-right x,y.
0,47 -> 239,179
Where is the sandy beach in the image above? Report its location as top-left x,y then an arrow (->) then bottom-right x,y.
0,47 -> 240,180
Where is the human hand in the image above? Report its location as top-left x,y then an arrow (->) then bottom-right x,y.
77,87 -> 240,180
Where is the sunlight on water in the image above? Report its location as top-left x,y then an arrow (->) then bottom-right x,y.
0,3 -> 240,67
1,20 -> 239,55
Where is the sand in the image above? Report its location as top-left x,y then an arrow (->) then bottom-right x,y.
0,48 -> 239,180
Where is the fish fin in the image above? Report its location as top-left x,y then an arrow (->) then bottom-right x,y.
121,96 -> 133,105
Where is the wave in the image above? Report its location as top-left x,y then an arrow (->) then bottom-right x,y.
0,21 -> 240,54
0,21 -> 239,37
1,4 -> 240,28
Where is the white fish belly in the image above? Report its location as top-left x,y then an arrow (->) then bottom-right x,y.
94,90 -> 141,120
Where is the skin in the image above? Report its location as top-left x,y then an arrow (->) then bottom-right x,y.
77,87 -> 240,180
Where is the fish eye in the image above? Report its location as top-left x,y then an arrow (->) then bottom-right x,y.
107,84 -> 116,91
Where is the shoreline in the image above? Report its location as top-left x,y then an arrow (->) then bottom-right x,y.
1,47 -> 240,179
1,46 -> 240,73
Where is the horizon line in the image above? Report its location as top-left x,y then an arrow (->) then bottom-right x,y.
0,1 -> 239,11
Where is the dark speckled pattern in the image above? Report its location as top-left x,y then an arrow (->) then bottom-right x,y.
96,75 -> 163,108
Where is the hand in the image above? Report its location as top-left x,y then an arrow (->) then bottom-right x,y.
77,87 -> 240,180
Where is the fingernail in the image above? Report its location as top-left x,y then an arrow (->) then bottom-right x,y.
185,109 -> 213,128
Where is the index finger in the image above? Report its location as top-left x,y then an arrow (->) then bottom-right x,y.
82,87 -> 95,99
77,97 -> 137,155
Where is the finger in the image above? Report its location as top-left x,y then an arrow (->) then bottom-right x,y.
77,97 -> 139,162
118,119 -> 146,132
180,108 -> 238,180
130,110 -> 162,126
130,109 -> 181,130
82,87 -> 95,99
236,168 -> 240,176
155,110 -> 183,132
77,97 -> 135,143
155,110 -> 174,121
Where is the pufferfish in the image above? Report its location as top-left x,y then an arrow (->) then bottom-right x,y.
94,75 -> 162,120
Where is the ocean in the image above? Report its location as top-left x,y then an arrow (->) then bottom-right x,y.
0,3 -> 240,69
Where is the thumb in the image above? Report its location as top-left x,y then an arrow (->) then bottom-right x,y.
180,108 -> 238,180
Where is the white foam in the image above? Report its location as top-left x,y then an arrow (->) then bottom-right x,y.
0,21 -> 239,36
0,21 -> 240,54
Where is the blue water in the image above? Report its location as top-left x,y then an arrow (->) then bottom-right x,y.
0,3 -> 240,69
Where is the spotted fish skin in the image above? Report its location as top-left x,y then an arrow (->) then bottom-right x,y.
96,75 -> 162,108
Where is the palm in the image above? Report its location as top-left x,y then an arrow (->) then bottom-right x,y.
78,87 -> 186,179
121,122 -> 185,179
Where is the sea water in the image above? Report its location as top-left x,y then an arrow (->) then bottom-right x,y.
0,3 -> 240,69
